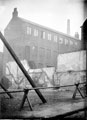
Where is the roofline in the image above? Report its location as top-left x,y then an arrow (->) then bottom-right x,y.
18,17 -> 80,41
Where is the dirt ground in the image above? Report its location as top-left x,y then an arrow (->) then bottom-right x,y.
0,88 -> 86,119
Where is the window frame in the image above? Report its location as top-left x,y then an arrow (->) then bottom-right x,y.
34,29 -> 38,37
41,31 -> 45,39
59,37 -> 63,44
27,26 -> 31,35
54,35 -> 57,42
48,33 -> 51,40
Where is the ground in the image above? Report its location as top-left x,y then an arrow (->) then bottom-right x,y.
0,88 -> 86,119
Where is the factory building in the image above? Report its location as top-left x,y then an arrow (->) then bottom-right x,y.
3,8 -> 82,69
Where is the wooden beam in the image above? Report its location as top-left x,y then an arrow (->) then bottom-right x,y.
0,32 -> 46,104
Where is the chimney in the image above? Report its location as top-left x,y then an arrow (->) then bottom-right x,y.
12,8 -> 18,18
67,19 -> 70,35
74,32 -> 79,39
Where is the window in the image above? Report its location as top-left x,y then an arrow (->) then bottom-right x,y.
27,27 -> 31,35
53,51 -> 57,64
46,49 -> 51,65
70,40 -> 73,45
38,63 -> 43,68
54,35 -> 57,42
54,51 -> 57,58
25,46 -> 30,61
34,29 -> 38,36
32,46 -> 38,59
65,39 -> 68,45
48,33 -> 51,40
59,37 -> 63,44
39,48 -> 45,58
39,48 -> 45,62
46,49 -> 51,58
75,42 -> 77,46
41,31 -> 45,39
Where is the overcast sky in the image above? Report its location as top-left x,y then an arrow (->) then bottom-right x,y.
0,0 -> 84,52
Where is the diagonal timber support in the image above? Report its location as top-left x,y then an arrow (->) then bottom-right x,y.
19,89 -> 33,111
0,83 -> 13,98
0,32 -> 46,104
72,83 -> 84,99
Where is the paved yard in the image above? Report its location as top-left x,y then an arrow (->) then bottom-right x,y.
0,88 -> 86,119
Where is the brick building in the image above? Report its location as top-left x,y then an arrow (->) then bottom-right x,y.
3,8 -> 82,70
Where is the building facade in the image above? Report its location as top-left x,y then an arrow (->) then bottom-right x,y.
3,8 -> 82,70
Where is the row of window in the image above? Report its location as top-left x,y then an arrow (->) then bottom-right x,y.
31,46 -> 55,58
26,26 -> 78,45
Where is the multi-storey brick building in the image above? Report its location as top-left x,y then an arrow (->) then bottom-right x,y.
3,8 -> 82,69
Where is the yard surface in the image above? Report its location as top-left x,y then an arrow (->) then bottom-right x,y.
0,88 -> 86,119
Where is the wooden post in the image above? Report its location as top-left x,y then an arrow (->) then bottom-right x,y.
81,20 -> 87,118
0,83 -> 13,98
81,20 -> 87,96
72,83 -> 84,99
19,89 -> 33,111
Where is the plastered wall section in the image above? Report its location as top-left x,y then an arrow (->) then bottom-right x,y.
3,50 -> 86,90
57,50 -> 86,87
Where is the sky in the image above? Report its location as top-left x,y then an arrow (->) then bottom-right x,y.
0,0 -> 84,52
